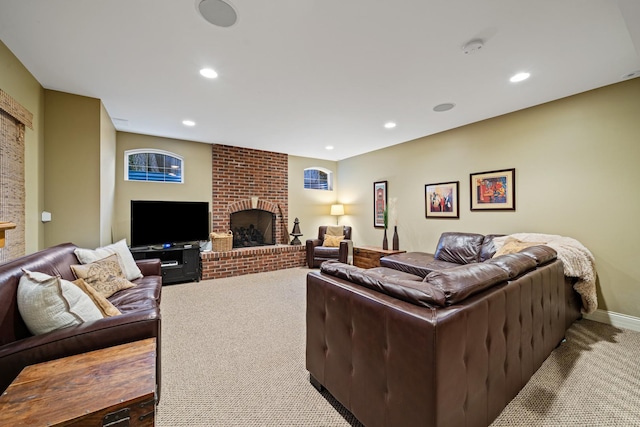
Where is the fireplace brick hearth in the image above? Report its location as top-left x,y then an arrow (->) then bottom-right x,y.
200,245 -> 306,280
201,144 -> 305,278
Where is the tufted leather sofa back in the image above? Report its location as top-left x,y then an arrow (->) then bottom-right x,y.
306,258 -> 567,427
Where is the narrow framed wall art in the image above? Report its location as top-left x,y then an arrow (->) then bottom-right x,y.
373,181 -> 387,228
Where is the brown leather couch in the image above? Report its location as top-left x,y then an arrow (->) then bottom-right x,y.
0,242 -> 162,398
380,232 -> 504,276
380,232 -> 582,329
306,232 -> 582,427
305,225 -> 353,268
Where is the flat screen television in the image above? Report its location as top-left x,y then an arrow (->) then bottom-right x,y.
130,200 -> 210,248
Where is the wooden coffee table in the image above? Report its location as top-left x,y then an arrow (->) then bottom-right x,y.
353,246 -> 406,268
0,338 -> 156,426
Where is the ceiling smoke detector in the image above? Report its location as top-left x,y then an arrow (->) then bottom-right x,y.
621,70 -> 640,80
198,0 -> 237,28
462,39 -> 484,55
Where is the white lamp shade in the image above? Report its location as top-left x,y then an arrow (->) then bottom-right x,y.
330,204 -> 345,216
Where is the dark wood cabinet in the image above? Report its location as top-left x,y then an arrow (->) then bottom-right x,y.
353,246 -> 406,269
0,339 -> 156,427
131,244 -> 200,284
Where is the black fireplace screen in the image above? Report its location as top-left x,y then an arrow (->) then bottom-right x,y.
230,209 -> 276,248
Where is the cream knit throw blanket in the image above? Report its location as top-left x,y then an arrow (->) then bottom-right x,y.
493,233 -> 598,314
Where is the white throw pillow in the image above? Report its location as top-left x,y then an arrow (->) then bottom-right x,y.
17,269 -> 104,336
74,239 -> 143,281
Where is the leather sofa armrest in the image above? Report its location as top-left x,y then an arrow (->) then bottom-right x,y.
306,238 -> 323,267
136,258 -> 162,276
0,309 -> 161,396
338,239 -> 353,264
306,238 -> 322,248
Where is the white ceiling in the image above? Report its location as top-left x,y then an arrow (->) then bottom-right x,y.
1,0 -> 639,161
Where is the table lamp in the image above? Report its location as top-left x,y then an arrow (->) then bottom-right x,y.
330,204 -> 344,225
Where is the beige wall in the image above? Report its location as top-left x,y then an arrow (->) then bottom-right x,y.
44,90 -> 103,248
114,132 -> 213,244
100,103 -> 116,245
0,40 -> 45,253
339,78 -> 640,317
287,156 -> 340,240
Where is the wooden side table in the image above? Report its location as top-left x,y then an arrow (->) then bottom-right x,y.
353,246 -> 406,268
0,338 -> 156,426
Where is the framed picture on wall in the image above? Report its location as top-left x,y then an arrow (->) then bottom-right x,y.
425,181 -> 459,219
373,181 -> 387,228
470,168 -> 516,211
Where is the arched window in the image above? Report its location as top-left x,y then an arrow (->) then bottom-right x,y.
304,167 -> 333,190
125,149 -> 183,183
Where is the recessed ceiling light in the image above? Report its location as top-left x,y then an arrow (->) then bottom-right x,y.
198,0 -> 238,28
384,122 -> 396,129
325,145 -> 334,150
510,72 -> 530,83
433,103 -> 455,112
182,120 -> 196,126
200,68 -> 218,78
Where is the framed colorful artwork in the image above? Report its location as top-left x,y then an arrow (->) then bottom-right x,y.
425,181 -> 459,219
373,181 -> 387,228
470,168 -> 516,211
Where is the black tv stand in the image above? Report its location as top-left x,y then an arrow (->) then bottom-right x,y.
130,243 -> 200,285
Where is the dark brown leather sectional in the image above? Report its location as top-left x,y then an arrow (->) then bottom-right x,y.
0,242 -> 162,397
306,232 -> 582,427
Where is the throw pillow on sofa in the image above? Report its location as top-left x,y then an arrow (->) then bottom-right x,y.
72,278 -> 122,317
17,269 -> 104,335
71,253 -> 136,298
323,235 -> 344,247
493,237 -> 546,258
74,239 -> 142,281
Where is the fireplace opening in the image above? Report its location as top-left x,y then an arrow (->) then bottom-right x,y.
230,209 -> 276,248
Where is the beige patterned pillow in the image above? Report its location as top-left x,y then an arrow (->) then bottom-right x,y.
323,234 -> 345,247
72,278 -> 122,317
74,239 -> 143,281
71,254 -> 136,298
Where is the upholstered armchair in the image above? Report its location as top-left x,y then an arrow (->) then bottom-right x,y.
306,225 -> 353,268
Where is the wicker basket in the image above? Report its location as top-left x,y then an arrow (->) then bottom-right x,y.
210,230 -> 233,252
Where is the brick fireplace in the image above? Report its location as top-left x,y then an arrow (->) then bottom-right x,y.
200,144 -> 305,279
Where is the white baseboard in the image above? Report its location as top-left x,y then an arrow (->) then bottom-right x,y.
583,309 -> 640,332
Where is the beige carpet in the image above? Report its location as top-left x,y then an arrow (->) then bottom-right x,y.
157,267 -> 640,426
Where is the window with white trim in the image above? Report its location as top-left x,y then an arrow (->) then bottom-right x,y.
304,167 -> 333,190
125,149 -> 183,183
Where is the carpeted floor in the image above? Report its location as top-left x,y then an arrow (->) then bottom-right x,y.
156,267 -> 640,426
